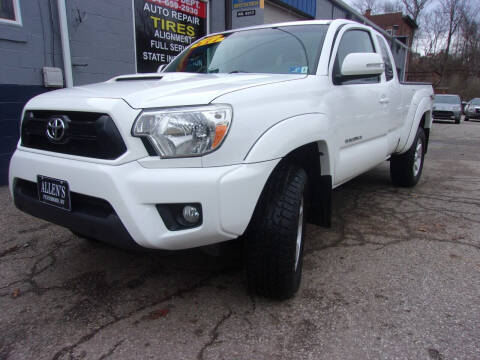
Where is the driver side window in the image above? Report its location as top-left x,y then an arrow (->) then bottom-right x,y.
333,30 -> 380,85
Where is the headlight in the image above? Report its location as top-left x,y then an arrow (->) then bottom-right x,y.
132,104 -> 232,158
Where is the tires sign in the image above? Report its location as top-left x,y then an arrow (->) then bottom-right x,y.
133,0 -> 208,73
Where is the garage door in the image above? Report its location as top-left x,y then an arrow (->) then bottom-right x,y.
263,1 -> 307,24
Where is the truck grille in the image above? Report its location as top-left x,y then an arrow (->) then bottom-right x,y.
21,111 -> 127,160
433,110 -> 454,118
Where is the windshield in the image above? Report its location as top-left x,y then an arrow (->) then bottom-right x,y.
434,95 -> 460,104
164,25 -> 328,75
469,98 -> 480,105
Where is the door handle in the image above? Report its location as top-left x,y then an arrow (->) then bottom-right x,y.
379,97 -> 390,104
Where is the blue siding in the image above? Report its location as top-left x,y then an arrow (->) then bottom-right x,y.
0,85 -> 49,186
278,0 -> 316,18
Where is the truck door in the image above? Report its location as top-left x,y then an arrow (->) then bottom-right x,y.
329,28 -> 389,185
375,34 -> 404,154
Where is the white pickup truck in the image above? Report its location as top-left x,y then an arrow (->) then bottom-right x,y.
9,19 -> 433,299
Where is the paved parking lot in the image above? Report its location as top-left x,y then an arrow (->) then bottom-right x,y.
1,120 -> 479,360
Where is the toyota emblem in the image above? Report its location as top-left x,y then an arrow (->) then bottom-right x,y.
46,117 -> 66,142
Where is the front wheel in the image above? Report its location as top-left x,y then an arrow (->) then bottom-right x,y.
390,127 -> 426,187
245,163 -> 308,300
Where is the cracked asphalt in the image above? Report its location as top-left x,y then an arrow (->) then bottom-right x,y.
1,120 -> 480,360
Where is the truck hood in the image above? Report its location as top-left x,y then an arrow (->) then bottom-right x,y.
433,103 -> 460,111
36,73 -> 304,109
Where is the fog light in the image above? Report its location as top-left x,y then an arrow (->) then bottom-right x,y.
183,205 -> 200,224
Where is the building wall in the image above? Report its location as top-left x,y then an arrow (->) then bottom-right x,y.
315,0 -> 330,19
0,1 -> 61,185
264,1 -> 306,24
365,12 -> 415,47
0,85 -> 49,185
66,0 -> 136,85
274,0 -> 316,18
332,5 -> 346,19
0,0 -> 138,185
0,1 -> 63,86
210,0 -> 226,33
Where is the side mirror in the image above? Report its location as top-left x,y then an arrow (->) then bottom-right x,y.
157,64 -> 167,73
341,53 -> 385,76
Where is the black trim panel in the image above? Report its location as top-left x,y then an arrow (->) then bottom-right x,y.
13,178 -> 144,250
21,111 -> 127,160
156,203 -> 203,231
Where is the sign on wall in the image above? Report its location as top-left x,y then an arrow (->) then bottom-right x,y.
133,0 -> 208,73
231,0 -> 263,29
232,0 -> 261,10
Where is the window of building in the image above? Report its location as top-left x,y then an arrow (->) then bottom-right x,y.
376,35 -> 394,81
333,29 -> 380,85
0,0 -> 22,25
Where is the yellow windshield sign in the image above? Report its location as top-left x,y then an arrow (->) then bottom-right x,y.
191,35 -> 225,49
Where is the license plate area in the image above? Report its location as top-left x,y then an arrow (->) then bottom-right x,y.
37,175 -> 71,211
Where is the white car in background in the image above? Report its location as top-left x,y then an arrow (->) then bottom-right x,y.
465,98 -> 480,121
433,94 -> 462,124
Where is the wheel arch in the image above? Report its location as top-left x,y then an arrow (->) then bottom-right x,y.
244,114 -> 334,227
400,97 -> 433,154
244,113 -> 333,176
246,141 -> 333,230
282,142 -> 332,227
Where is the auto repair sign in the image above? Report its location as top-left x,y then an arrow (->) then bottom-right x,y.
133,0 -> 207,73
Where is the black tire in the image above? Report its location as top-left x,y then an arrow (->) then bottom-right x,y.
455,117 -> 461,124
390,127 -> 426,187
465,117 -> 469,121
245,162 -> 308,300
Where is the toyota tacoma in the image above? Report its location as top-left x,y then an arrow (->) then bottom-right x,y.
9,20 -> 434,299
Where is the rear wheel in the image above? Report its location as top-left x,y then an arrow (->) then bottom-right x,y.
245,162 -> 308,300
455,117 -> 461,124
390,127 -> 426,187
465,117 -> 469,121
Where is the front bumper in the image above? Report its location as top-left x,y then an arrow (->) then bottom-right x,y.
432,110 -> 461,120
465,110 -> 480,119
9,150 -> 279,250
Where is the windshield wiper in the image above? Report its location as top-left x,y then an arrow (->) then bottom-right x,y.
229,70 -> 249,74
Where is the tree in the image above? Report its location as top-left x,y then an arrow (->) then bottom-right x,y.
382,0 -> 403,12
458,11 -> 480,76
439,0 -> 470,78
418,8 -> 446,56
409,0 -> 480,96
352,0 -> 379,14
401,0 -> 430,23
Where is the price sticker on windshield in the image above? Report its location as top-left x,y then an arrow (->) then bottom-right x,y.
191,35 -> 225,49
